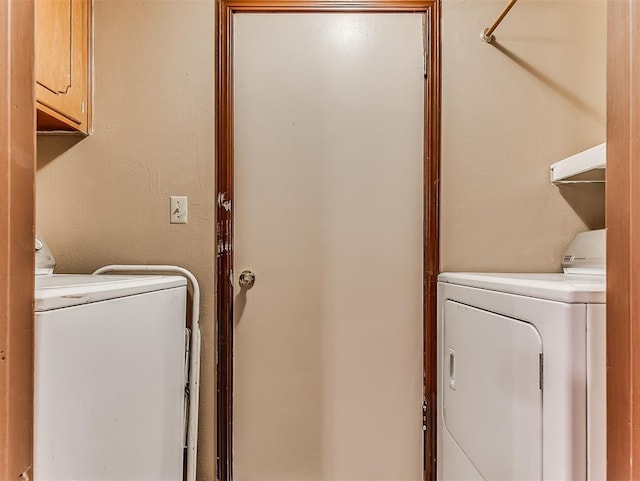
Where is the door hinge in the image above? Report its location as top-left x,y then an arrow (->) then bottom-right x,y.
539,353 -> 544,390
422,401 -> 430,431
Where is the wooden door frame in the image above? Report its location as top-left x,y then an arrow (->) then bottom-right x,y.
0,0 -> 36,478
215,1 -> 441,480
606,0 -> 640,479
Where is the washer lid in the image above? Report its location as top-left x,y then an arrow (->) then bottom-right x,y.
438,272 -> 606,304
35,274 -> 187,312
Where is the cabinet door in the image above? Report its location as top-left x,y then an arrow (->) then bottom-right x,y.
35,0 -> 88,132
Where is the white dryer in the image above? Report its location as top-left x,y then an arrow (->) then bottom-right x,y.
437,230 -> 606,481
34,272 -> 188,481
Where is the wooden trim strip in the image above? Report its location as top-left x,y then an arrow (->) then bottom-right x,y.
215,3 -> 441,480
0,0 -> 35,478
423,2 -> 441,479
606,0 -> 640,479
224,0 -> 433,11
215,2 -> 234,480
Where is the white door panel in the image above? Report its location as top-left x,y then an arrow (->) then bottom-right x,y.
441,431 -> 485,481
233,13 -> 425,481
443,301 -> 543,481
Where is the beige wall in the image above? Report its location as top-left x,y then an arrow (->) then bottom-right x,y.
35,0 -> 216,479
441,0 -> 606,272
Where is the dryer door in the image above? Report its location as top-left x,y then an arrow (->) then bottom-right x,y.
443,300 -> 543,481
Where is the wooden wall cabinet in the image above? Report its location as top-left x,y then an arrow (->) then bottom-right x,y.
35,0 -> 92,134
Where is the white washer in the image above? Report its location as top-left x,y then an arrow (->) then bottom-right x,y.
437,230 -> 606,481
34,274 -> 188,481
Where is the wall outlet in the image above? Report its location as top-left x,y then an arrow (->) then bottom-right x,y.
170,196 -> 188,224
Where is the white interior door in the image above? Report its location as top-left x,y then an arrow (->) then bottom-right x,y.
233,13 -> 425,481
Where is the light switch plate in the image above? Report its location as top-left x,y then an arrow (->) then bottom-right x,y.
170,196 -> 188,224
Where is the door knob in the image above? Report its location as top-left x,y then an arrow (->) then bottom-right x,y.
239,270 -> 256,289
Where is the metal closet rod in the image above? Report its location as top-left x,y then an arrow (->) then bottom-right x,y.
481,0 -> 520,43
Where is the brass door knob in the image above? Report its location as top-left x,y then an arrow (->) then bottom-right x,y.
239,270 -> 256,289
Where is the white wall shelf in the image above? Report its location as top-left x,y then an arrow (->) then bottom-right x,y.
550,143 -> 606,184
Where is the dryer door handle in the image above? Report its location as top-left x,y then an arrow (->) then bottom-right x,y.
448,348 -> 456,390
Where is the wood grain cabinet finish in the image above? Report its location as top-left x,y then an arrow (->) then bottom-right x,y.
35,0 -> 91,133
